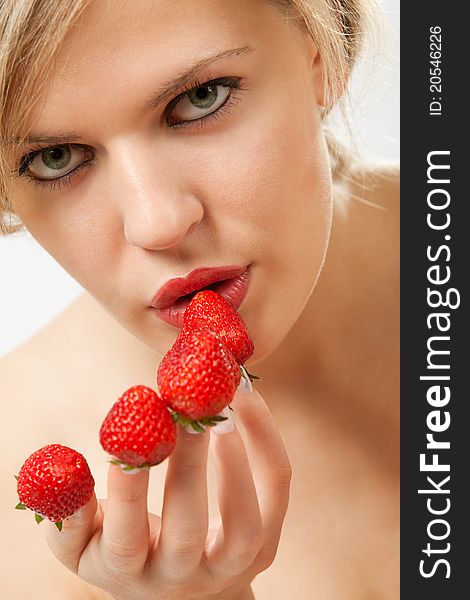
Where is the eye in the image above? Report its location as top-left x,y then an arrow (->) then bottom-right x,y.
20,144 -> 92,180
168,80 -> 234,125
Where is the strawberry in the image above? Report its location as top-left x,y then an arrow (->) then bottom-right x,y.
99,385 -> 176,469
15,444 -> 94,531
157,328 -> 241,430
183,290 -> 254,364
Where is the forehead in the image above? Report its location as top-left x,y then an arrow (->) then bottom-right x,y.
24,0 -> 301,136
64,0 -> 261,62
27,0 -> 291,126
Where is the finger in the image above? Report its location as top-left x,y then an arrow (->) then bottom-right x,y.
101,464 -> 150,575
154,427 -> 210,579
42,493 -> 99,573
230,383 -> 292,566
207,423 -> 263,576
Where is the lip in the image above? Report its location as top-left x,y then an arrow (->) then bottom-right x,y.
150,264 -> 251,328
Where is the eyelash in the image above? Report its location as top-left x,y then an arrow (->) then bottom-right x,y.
17,74 -> 246,191
165,74 -> 245,128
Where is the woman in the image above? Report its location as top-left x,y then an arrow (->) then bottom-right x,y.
0,0 -> 399,598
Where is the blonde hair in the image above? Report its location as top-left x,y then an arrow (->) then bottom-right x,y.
0,0 -> 381,234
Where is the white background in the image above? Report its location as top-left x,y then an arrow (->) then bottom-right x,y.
0,0 -> 399,357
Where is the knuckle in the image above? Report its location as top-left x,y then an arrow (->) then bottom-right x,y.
170,533 -> 206,559
104,537 -> 148,569
94,556 -> 133,588
179,460 -> 205,476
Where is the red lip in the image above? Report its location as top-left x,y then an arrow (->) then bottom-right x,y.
151,265 -> 249,310
150,264 -> 251,328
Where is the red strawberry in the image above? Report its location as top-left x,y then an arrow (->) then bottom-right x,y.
183,290 -> 254,364
157,328 -> 241,430
99,385 -> 176,469
16,444 -> 94,530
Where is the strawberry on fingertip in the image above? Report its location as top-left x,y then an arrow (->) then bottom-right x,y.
157,328 -> 241,431
15,444 -> 95,531
99,385 -> 177,469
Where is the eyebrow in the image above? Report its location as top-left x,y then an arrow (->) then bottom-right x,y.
146,45 -> 255,109
16,133 -> 83,145
17,45 -> 255,146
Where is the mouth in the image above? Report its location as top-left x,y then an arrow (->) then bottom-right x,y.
150,264 -> 252,329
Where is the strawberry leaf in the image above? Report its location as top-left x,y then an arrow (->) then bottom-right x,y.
190,421 -> 206,433
122,464 -> 138,471
55,521 -> 63,532
35,513 -> 44,525
202,415 -> 227,424
15,502 -> 26,510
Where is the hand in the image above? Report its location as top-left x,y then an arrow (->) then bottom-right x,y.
42,385 -> 292,600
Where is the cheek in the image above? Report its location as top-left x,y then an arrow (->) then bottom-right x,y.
183,103 -> 332,362
185,102 -> 331,255
12,183 -> 121,299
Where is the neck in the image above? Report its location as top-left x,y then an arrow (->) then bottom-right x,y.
253,188 -> 399,473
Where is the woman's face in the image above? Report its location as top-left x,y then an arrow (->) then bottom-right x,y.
10,0 -> 332,363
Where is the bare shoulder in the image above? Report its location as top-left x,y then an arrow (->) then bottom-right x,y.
346,162 -> 400,258
0,292 -> 158,408
350,161 -> 400,214
328,161 -> 400,336
330,161 -> 399,265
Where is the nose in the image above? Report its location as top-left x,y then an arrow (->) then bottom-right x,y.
107,141 -> 204,251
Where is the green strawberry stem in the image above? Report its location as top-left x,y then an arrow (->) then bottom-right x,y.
170,410 -> 228,433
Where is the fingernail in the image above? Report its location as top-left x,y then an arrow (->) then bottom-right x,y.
212,407 -> 235,434
237,373 -> 253,394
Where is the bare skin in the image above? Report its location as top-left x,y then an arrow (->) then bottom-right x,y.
0,168 -> 399,599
